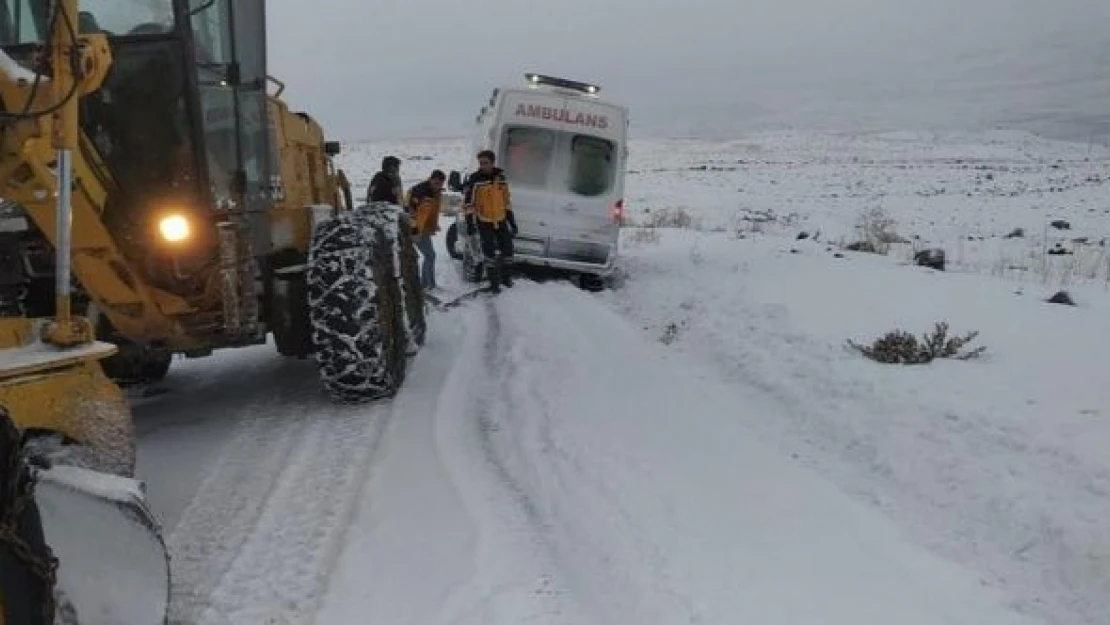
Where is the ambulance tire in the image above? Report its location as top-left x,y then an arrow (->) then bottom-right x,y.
462,250 -> 484,283
445,222 -> 463,260
307,203 -> 408,403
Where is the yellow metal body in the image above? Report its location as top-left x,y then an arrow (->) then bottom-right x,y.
0,0 -> 134,474
0,2 -> 354,622
267,94 -> 350,252
0,57 -> 349,358
0,0 -> 353,464
0,318 -> 132,475
0,33 -> 192,349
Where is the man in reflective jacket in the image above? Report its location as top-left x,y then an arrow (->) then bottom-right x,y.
405,169 -> 445,290
462,150 -> 517,292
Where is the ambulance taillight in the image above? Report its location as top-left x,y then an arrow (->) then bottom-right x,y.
612,199 -> 625,225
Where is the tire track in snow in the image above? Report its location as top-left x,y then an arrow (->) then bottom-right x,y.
489,285 -> 707,624
192,401 -> 392,625
476,300 -> 548,528
422,296 -> 590,624
162,359 -> 390,625
437,289 -> 700,624
166,383 -> 315,623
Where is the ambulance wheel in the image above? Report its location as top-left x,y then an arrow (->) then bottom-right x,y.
395,214 -> 426,348
307,203 -> 408,403
577,273 -> 605,292
445,222 -> 463,260
462,248 -> 484,283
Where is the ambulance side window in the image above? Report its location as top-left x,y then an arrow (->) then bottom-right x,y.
503,127 -> 555,188
568,135 -> 615,197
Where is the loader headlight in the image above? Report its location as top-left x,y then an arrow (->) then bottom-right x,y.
159,214 -> 190,242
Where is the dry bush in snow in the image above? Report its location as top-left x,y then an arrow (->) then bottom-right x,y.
848,322 -> 985,364
846,206 -> 905,255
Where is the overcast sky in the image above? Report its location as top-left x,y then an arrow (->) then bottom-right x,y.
266,0 -> 1110,142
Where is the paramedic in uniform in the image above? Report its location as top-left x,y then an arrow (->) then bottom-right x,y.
405,169 -> 446,291
463,150 -> 517,292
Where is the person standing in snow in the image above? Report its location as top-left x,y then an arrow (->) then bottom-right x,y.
405,169 -> 446,291
367,155 -> 402,204
462,150 -> 516,293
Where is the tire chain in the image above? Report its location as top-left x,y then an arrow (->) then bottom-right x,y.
0,411 -> 58,624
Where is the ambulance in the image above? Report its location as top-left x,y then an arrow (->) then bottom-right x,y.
447,73 -> 629,289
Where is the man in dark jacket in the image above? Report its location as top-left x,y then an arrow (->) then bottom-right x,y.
367,155 -> 402,204
462,150 -> 517,292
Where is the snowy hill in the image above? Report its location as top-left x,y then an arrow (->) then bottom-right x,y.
136,130 -> 1109,625
336,130 -> 1110,625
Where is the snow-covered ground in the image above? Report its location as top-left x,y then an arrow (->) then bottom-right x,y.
134,130 -> 1109,625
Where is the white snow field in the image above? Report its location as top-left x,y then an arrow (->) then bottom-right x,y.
133,130 -> 1109,625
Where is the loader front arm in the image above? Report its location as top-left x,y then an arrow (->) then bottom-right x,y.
0,19 -> 198,349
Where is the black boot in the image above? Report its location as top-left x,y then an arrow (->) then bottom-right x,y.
487,263 -> 501,293
499,258 -> 513,287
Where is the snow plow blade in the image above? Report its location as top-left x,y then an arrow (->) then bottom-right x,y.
34,463 -> 170,625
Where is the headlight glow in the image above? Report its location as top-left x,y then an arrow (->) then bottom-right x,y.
159,214 -> 190,242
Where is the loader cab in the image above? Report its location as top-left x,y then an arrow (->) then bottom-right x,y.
0,0 -> 275,255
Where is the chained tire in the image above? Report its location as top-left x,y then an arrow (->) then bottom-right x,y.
394,213 -> 426,349
0,407 -> 58,625
307,203 -> 410,403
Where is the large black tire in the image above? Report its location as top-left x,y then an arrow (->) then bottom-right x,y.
273,274 -> 311,358
0,408 -> 57,625
445,222 -> 463,260
87,304 -> 171,385
394,215 -> 426,349
306,203 -> 409,403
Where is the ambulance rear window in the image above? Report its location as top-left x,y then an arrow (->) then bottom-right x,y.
568,135 -> 615,197
504,127 -> 556,188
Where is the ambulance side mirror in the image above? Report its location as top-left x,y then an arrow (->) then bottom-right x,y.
447,170 -> 463,192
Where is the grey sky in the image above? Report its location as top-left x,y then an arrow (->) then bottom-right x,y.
266,0 -> 1110,142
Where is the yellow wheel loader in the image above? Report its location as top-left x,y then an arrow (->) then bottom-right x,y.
0,0 -> 429,622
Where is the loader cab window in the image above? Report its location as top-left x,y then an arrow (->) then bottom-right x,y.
79,35 -> 198,216
503,126 -> 556,188
0,0 -> 174,45
190,0 -> 232,64
568,135 -> 616,197
189,0 -> 271,208
0,0 -> 47,44
73,0 -> 174,36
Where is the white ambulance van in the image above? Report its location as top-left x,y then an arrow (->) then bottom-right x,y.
447,73 -> 629,289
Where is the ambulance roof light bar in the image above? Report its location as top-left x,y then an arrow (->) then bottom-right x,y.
524,73 -> 601,95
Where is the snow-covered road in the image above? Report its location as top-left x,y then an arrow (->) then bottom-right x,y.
313,281 -> 1038,624
119,131 -> 1110,623
133,277 -> 1045,624
134,349 -> 395,624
